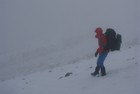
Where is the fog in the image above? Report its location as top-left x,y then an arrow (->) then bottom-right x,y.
1,0 -> 139,53
0,0 -> 140,80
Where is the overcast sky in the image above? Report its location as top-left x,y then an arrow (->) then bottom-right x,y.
0,0 -> 139,54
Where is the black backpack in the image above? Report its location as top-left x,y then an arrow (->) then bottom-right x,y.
104,28 -> 122,51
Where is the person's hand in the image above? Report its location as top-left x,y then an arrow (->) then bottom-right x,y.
95,51 -> 98,57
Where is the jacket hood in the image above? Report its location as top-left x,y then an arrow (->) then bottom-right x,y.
95,27 -> 103,35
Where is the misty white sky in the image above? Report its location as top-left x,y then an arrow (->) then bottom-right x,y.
0,0 -> 139,54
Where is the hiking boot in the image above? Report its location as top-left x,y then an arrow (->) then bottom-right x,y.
91,66 -> 100,76
101,73 -> 106,76
101,66 -> 106,76
91,72 -> 99,76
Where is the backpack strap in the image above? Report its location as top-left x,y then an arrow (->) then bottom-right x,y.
99,34 -> 106,49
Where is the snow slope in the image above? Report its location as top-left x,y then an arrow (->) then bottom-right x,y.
0,45 -> 139,94
0,0 -> 140,81
0,1 -> 140,93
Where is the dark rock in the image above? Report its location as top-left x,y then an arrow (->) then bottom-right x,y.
65,72 -> 72,77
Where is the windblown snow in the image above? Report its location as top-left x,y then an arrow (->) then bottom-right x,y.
0,0 -> 140,94
0,45 -> 140,94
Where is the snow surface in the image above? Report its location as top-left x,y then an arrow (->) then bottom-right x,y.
0,0 -> 140,94
0,45 -> 140,94
0,0 -> 140,81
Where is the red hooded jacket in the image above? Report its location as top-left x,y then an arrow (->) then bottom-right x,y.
95,28 -> 108,54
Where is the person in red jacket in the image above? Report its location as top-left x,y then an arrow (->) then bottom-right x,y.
91,27 -> 109,76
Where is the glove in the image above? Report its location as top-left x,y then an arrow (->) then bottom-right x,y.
95,51 -> 98,57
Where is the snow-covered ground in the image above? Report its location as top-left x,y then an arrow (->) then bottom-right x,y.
0,45 -> 139,94
0,0 -> 140,81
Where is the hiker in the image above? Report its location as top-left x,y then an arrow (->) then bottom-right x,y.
91,27 -> 109,76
